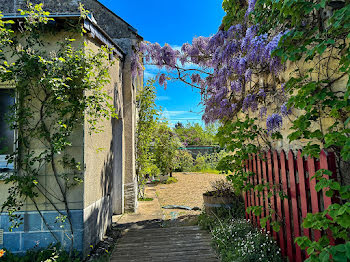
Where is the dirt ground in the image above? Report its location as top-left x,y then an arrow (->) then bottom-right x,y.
113,172 -> 226,224
153,172 -> 226,219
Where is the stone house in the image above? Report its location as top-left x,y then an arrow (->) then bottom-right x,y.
0,0 -> 142,254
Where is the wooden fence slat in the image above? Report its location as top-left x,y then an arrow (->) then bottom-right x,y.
280,151 -> 294,262
244,149 -> 336,262
257,154 -> 264,228
273,151 -> 285,256
288,151 -> 302,262
307,156 -> 322,241
244,160 -> 249,220
247,157 -> 252,221
249,155 -> 255,223
254,154 -> 260,226
268,150 -> 277,240
319,150 -> 335,245
319,150 -> 332,209
262,152 -> 270,232
297,151 -> 310,239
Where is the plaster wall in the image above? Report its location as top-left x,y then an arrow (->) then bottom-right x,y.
0,30 -> 86,253
0,30 -> 85,213
82,36 -> 123,250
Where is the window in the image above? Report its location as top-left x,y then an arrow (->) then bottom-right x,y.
0,88 -> 15,171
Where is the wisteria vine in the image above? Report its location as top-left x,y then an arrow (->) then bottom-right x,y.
132,2 -> 289,133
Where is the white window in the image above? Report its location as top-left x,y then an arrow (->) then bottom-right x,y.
0,88 -> 15,172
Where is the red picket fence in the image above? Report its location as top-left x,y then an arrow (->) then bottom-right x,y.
244,150 -> 337,262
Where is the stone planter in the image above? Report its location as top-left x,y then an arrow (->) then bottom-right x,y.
203,191 -> 235,214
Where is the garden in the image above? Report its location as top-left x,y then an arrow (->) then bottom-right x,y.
0,0 -> 348,261
133,0 -> 350,261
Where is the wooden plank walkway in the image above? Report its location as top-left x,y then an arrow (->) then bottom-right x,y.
110,226 -> 219,262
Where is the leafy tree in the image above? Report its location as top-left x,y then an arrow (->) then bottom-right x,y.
174,122 -> 218,146
136,80 -> 160,197
153,122 -> 181,177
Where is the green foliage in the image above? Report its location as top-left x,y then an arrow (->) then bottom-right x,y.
251,0 -> 350,260
174,122 -> 218,146
198,208 -> 236,231
2,244 -> 80,262
199,213 -> 284,262
136,80 -> 160,197
163,176 -> 178,184
153,122 -> 181,176
138,197 -> 154,201
173,150 -> 194,172
0,4 -> 116,255
173,150 -> 227,173
222,0 -> 247,30
194,151 -> 228,172
216,117 -> 270,194
212,219 -> 284,262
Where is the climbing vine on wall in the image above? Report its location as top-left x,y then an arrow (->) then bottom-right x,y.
0,4 -> 116,255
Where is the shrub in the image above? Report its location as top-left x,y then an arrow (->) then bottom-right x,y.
205,179 -> 236,197
193,151 -> 228,172
174,150 -> 194,172
212,219 -> 284,262
1,244 -> 80,262
153,122 -> 181,176
163,177 -> 178,184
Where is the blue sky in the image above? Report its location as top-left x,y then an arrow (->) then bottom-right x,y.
100,0 -> 226,125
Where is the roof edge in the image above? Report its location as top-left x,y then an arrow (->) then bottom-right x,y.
2,14 -> 125,58
92,0 -> 143,40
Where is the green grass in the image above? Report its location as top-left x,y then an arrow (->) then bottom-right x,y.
138,197 -> 154,201
199,168 -> 222,174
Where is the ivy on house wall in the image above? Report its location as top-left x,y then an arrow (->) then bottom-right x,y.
0,3 -> 116,255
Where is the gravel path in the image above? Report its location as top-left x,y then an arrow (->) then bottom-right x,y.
154,172 -> 226,219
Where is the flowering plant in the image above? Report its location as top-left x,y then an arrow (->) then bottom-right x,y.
211,219 -> 284,262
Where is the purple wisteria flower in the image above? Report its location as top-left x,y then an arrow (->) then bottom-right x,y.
259,107 -> 267,119
266,114 -> 283,133
258,89 -> 266,98
245,69 -> 252,82
246,0 -> 257,16
158,73 -> 167,89
132,19 -> 286,123
191,74 -> 201,84
281,103 -> 292,116
242,94 -> 257,112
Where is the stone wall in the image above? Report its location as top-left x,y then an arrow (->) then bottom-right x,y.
0,210 -> 84,253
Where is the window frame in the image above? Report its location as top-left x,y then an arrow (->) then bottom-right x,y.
0,84 -> 16,179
